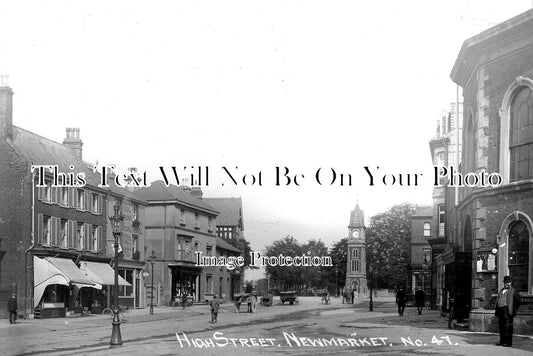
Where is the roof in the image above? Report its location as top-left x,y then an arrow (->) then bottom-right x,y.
413,206 -> 433,218
203,197 -> 243,228
216,237 -> 242,254
11,126 -> 146,204
451,9 -> 533,86
134,180 -> 219,214
349,203 -> 365,228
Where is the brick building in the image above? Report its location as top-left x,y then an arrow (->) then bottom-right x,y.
133,182 -> 243,305
0,79 -> 148,318
440,9 -> 533,333
407,206 -> 432,301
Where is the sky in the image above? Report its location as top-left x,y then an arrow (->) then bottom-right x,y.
1,1 -> 532,279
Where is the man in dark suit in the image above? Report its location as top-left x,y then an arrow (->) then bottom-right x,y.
495,275 -> 521,347
396,287 -> 407,316
7,293 -> 17,324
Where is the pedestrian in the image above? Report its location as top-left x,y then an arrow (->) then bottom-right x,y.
181,290 -> 189,310
209,295 -> 220,323
7,293 -> 17,324
351,289 -> 355,304
396,287 -> 407,316
415,288 -> 426,315
495,276 -> 521,347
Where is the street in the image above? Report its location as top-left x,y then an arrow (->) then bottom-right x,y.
1,296 -> 532,356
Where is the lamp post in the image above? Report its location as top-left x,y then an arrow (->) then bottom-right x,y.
149,250 -> 157,315
369,264 -> 373,312
109,203 -> 124,348
335,266 -> 338,297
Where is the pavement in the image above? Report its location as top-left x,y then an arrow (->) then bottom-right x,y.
1,296 -> 532,355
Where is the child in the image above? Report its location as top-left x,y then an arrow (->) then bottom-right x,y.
209,295 -> 220,323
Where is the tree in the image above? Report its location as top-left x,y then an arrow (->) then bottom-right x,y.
301,239 -> 329,289
264,235 -> 303,290
322,238 -> 348,295
366,203 -> 416,290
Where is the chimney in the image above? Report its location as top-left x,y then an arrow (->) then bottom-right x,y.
63,128 -> 83,159
191,186 -> 203,199
0,76 -> 14,140
180,178 -> 191,192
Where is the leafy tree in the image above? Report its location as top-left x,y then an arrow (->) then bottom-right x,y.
301,239 -> 329,289
264,235 -> 303,290
366,203 -> 416,290
322,238 -> 348,294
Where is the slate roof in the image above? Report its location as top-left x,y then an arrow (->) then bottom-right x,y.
203,197 -> 243,228
216,237 -> 242,254
11,126 -> 145,203
134,180 -> 219,214
413,206 -> 433,218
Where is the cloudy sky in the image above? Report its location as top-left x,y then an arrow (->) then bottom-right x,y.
1,0 -> 531,278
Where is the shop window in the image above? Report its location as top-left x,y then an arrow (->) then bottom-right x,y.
119,269 -> 134,297
508,221 -> 529,293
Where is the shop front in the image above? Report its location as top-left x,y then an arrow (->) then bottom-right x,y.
169,264 -> 202,303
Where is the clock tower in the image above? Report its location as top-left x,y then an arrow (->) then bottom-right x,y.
345,202 -> 367,296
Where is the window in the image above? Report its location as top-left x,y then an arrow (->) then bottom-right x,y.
60,187 -> 69,206
350,247 -> 361,272
206,275 -> 213,294
423,249 -> 431,265
133,204 -> 139,221
208,217 -> 213,231
91,193 -> 99,214
60,219 -> 68,247
423,222 -> 431,237
132,235 -> 139,256
89,225 -> 99,251
42,216 -> 51,245
195,213 -> 199,228
206,245 -> 213,257
508,221 -> 529,293
77,189 -> 85,210
438,205 -> 445,238
179,209 -> 185,225
509,86 -> 533,181
44,183 -> 52,203
217,226 -> 233,239
77,222 -> 84,249
119,269 -> 134,297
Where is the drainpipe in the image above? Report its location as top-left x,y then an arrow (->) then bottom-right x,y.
25,168 -> 36,317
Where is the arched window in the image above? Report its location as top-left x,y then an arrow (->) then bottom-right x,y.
508,221 -> 529,293
423,222 -> 431,237
509,86 -> 533,181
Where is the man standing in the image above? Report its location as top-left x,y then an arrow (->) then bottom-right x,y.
415,288 -> 426,315
396,287 -> 407,316
209,295 -> 220,323
7,293 -> 17,324
495,276 -> 521,347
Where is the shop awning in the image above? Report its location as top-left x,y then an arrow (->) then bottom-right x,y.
46,257 -> 96,286
79,261 -> 131,289
33,256 -> 95,307
34,256 -> 70,308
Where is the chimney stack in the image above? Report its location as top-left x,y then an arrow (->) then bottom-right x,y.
63,128 -> 83,159
0,76 -> 14,140
191,186 -> 203,199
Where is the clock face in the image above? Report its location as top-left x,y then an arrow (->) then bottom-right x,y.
351,230 -> 360,238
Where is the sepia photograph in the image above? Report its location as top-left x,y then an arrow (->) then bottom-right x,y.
1,1 -> 533,355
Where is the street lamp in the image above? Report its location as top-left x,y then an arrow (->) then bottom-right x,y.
149,251 -> 157,315
109,203 -> 124,348
369,264 -> 373,312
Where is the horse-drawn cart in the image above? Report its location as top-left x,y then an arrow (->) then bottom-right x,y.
233,293 -> 257,313
317,290 -> 330,304
279,291 -> 298,305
